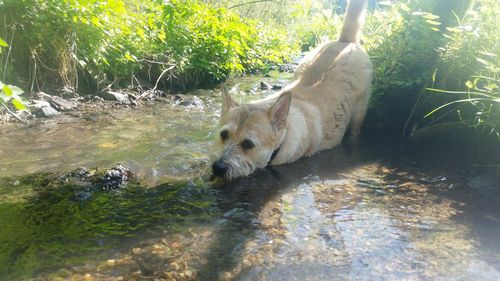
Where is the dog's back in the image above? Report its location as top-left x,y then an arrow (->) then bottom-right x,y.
290,0 -> 373,147
211,0 -> 373,179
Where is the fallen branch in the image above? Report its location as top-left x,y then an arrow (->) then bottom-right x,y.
136,64 -> 176,101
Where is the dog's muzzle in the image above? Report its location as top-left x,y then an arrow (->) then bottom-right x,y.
212,159 -> 227,178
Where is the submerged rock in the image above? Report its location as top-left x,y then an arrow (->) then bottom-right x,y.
260,81 -> 271,90
101,165 -> 134,190
173,94 -> 204,108
56,165 -> 135,192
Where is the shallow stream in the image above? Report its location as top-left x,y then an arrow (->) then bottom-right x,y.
1,76 -> 499,280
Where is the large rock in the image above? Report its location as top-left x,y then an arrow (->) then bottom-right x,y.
36,92 -> 76,111
100,91 -> 131,105
30,100 -> 60,118
50,96 -> 76,111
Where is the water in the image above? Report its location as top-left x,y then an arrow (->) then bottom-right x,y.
0,76 -> 499,280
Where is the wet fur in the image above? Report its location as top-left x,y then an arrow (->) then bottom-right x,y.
212,0 -> 373,179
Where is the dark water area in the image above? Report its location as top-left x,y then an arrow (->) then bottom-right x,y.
0,76 -> 499,280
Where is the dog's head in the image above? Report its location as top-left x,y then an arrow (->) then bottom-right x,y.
211,88 -> 292,179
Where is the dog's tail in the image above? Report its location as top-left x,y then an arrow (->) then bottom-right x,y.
339,0 -> 369,43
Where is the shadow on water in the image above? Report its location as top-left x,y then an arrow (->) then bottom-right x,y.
197,143 -> 371,279
0,175 -> 217,280
197,135 -> 500,280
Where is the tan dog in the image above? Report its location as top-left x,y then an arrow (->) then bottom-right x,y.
212,0 -> 373,179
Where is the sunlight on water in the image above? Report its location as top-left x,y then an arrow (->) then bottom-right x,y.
0,76 -> 499,280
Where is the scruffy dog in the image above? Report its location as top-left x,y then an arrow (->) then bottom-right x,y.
212,0 -> 373,179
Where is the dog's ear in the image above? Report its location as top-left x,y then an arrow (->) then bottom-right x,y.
269,92 -> 292,132
221,86 -> 238,115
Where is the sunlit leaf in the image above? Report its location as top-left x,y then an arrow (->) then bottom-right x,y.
0,37 -> 8,47
425,98 -> 500,118
0,92 -> 10,102
425,20 -> 441,26
446,27 -> 462,33
124,53 -> 135,61
12,98 -> 27,110
2,84 -> 13,96
9,85 -> 24,96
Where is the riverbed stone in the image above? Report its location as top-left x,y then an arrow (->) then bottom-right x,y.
30,100 -> 60,117
173,94 -> 204,108
100,91 -> 131,104
260,81 -> 271,90
37,91 -> 77,110
50,95 -> 76,111
100,165 -> 134,190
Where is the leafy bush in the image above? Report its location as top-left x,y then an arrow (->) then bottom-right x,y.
1,36 -> 27,120
363,2 -> 443,130
421,0 -> 499,138
0,0 -> 297,91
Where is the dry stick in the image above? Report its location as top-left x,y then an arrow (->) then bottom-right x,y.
71,32 -> 79,91
2,26 -> 15,82
136,64 -> 176,101
30,51 -> 37,92
153,64 -> 176,91
100,78 -> 120,93
1,102 -> 25,123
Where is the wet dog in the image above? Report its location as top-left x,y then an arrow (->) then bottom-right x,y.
211,0 -> 373,179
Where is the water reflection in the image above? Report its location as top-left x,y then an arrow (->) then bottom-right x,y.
1,134 -> 499,280
0,76 -> 499,280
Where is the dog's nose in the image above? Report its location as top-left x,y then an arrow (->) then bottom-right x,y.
212,160 -> 227,177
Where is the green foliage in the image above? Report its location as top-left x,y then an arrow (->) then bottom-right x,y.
0,82 -> 27,111
420,0 -> 499,138
0,35 -> 28,118
363,2 -> 443,129
425,77 -> 499,136
162,1 -> 254,87
0,0 -> 297,91
0,0 -> 497,138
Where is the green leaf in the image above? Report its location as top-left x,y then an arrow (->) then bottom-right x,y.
9,85 -> 24,96
0,92 -> 11,102
425,98 -> 499,118
12,98 -> 27,110
425,20 -> 441,26
0,37 -> 8,47
124,53 -> 135,61
3,84 -> 13,96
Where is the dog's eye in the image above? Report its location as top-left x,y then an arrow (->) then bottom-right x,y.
220,130 -> 229,141
241,139 -> 255,150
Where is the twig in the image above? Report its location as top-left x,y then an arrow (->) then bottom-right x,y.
136,64 -> 176,101
100,78 -> 120,93
1,102 -> 26,123
153,64 -> 176,91
2,26 -> 15,82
